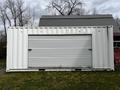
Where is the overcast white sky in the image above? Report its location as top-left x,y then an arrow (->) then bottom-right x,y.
24,0 -> 120,17
0,0 -> 120,30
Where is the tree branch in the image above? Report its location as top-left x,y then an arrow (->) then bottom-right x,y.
52,2 -> 65,15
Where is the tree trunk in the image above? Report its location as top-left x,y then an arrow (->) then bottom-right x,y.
3,21 -> 7,36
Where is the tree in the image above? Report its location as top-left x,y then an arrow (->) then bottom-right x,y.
0,0 -> 32,59
0,0 -> 32,36
16,0 -> 31,26
6,0 -> 18,26
0,4 -> 7,58
115,17 -> 120,26
6,0 -> 31,26
115,17 -> 120,31
16,0 -> 24,26
47,0 -> 86,15
0,3 -> 8,36
92,8 -> 98,15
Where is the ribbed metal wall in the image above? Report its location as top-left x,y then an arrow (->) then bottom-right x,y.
7,26 -> 114,72
28,35 -> 92,68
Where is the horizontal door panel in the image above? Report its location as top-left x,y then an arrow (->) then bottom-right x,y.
29,35 -> 91,40
28,40 -> 91,48
29,57 -> 92,67
29,49 -> 92,57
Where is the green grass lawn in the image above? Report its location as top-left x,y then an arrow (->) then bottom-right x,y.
0,59 -> 120,90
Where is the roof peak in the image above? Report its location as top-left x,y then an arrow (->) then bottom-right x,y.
41,14 -> 113,19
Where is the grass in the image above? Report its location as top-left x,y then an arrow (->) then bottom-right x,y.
0,59 -> 120,90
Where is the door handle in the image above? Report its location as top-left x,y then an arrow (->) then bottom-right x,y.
88,49 -> 92,51
28,49 -> 32,51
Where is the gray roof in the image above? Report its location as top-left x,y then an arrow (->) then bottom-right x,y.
39,15 -> 119,32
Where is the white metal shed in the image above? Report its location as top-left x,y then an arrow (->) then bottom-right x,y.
7,26 -> 114,72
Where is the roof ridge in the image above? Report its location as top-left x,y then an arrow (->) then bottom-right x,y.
41,14 -> 113,19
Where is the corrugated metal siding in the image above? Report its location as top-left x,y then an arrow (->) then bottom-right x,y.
93,28 -> 109,68
7,28 -> 28,70
7,26 -> 114,71
28,35 -> 92,68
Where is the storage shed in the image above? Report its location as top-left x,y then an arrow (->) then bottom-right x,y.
7,15 -> 114,72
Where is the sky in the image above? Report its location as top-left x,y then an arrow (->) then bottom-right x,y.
24,0 -> 120,18
0,0 -> 120,30
85,0 -> 120,17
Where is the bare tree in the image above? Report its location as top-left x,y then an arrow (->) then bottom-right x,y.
16,0 -> 27,26
6,0 -> 31,26
6,0 -> 18,26
115,17 -> 120,26
0,4 -> 7,58
92,8 -> 98,15
5,10 -> 11,26
0,0 -> 32,37
0,4 -> 8,36
32,8 -> 36,25
16,0 -> 24,26
115,17 -> 120,31
47,0 -> 85,15
0,0 -> 32,59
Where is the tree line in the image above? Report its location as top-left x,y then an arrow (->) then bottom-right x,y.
0,0 -> 32,36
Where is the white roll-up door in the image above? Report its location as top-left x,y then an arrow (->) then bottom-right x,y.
28,35 -> 92,69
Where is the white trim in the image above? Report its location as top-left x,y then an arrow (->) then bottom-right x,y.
108,26 -> 114,70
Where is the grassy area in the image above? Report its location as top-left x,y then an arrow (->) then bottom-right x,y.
0,60 -> 120,90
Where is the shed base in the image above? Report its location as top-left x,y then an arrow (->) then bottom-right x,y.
6,68 -> 114,72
